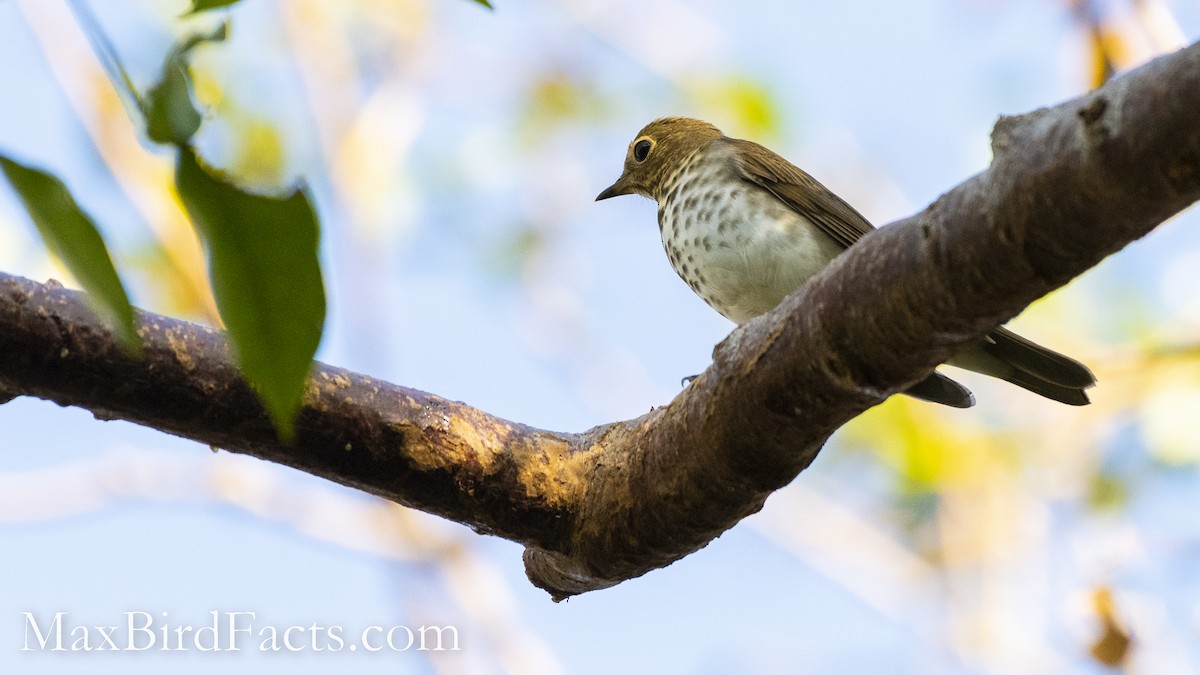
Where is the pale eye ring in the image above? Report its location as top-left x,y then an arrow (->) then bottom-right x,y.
633,139 -> 652,162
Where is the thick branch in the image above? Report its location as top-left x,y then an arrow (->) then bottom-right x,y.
0,276 -> 577,547
2,43 -> 1199,601
532,43 -> 1198,598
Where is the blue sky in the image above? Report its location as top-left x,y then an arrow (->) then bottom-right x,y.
2,0 -> 1200,673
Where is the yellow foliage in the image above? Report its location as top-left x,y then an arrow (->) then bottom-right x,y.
1089,587 -> 1133,668
230,117 -> 286,186
845,395 -> 1019,493
684,76 -> 780,142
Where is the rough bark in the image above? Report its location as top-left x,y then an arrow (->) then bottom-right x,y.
2,43 -> 1199,601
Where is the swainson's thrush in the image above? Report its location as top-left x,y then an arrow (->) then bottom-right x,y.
597,117 -> 1095,407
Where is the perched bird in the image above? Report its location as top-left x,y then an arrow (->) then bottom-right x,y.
596,117 -> 1095,407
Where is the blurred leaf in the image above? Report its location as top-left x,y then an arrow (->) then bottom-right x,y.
1087,26 -> 1121,88
67,0 -> 141,115
848,399 -> 957,492
519,71 -> 609,142
144,61 -> 201,145
175,145 -> 325,441
125,240 -> 213,319
1070,0 -> 1127,87
230,117 -> 286,186
141,23 -> 228,145
187,0 -> 242,14
530,74 -> 593,119
1089,587 -> 1133,667
470,0 -> 494,8
1086,472 -> 1129,510
487,225 -> 543,280
687,76 -> 781,141
0,155 -> 138,351
1140,365 -> 1200,465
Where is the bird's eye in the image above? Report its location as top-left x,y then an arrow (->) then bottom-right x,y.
633,139 -> 652,162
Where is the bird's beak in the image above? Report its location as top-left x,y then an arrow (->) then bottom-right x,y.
596,174 -> 634,201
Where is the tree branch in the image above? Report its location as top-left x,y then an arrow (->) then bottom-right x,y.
2,43 -> 1198,601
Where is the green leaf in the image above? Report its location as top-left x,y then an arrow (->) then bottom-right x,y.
0,155 -> 139,351
187,0 -> 242,14
143,60 -> 201,145
174,145 -> 325,441
471,0 -> 494,8
141,23 -> 228,145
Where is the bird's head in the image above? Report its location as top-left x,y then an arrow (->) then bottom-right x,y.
596,117 -> 723,203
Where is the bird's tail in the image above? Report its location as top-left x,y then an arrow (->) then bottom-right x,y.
903,372 -> 976,408
951,326 -> 1096,406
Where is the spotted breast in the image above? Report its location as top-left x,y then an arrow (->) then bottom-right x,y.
657,141 -> 845,324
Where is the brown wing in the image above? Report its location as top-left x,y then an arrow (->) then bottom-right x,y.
731,137 -> 979,407
728,138 -> 874,250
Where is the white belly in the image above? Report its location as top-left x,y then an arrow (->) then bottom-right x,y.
660,182 -> 845,324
